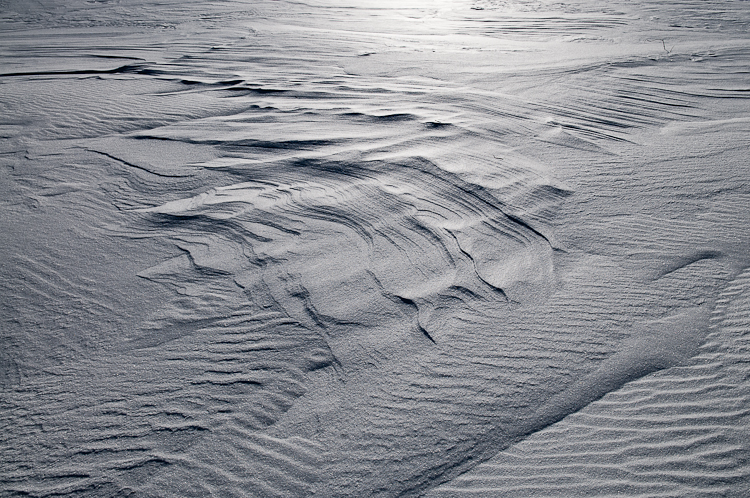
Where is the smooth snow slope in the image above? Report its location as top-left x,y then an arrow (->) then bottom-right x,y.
1,0 -> 749,496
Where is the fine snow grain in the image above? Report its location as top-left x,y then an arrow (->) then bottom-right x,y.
1,0 -> 749,496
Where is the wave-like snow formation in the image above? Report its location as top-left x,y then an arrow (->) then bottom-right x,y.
1,0 -> 749,496
429,268 -> 750,497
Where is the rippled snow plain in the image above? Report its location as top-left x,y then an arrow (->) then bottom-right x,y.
2,0 -> 750,496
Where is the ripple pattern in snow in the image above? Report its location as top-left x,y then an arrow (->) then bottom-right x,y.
429,268 -> 750,497
1,0 -> 750,496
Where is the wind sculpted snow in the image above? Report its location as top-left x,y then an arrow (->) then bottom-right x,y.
1,0 -> 750,496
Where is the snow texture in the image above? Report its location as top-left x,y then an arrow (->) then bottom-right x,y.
1,0 -> 749,496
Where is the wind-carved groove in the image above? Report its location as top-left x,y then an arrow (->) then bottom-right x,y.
0,63 -> 147,78
401,216 -> 458,268
86,149 -> 191,178
653,249 -> 723,280
504,212 -> 553,248
399,156 -> 558,251
286,281 -> 344,373
176,245 -> 233,277
365,269 -> 437,345
395,295 -> 437,344
302,205 -> 376,252
444,229 -> 512,304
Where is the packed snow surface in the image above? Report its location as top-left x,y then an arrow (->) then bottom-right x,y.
1,0 -> 749,496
